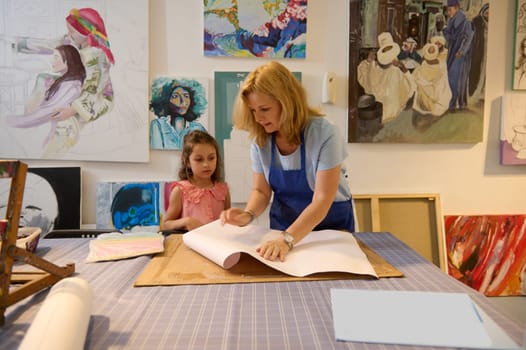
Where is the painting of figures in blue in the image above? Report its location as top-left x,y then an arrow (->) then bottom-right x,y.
204,0 -> 307,58
96,182 -> 161,231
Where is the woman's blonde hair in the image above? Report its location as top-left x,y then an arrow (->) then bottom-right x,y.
233,61 -> 324,147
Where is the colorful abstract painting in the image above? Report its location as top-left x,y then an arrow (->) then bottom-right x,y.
0,0 -> 149,162
96,182 -> 162,231
500,92 -> 526,165
348,1 -> 488,143
0,167 -> 81,237
445,215 -> 526,296
149,76 -> 209,150
204,0 -> 307,58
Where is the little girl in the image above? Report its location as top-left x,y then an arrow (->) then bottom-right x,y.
163,130 -> 231,231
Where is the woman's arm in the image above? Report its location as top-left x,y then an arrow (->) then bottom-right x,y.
256,165 -> 341,262
221,172 -> 271,226
224,188 -> 232,210
287,165 -> 340,240
245,172 -> 272,216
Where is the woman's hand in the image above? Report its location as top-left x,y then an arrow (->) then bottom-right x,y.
256,238 -> 290,262
220,207 -> 253,227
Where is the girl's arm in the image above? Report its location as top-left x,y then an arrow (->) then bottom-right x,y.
162,186 -> 201,231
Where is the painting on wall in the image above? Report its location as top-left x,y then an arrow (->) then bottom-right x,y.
149,76 -> 209,150
204,0 -> 307,58
96,182 -> 163,231
0,0 -> 149,162
513,0 -> 526,90
214,71 -> 249,156
347,0 -> 489,143
500,92 -> 526,165
444,214 -> 526,296
214,70 -> 301,155
214,72 -> 252,202
0,167 -> 81,237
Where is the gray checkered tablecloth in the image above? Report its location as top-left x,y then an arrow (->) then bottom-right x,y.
1,233 -> 524,350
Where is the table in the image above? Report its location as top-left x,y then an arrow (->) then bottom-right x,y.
1,233 -> 524,349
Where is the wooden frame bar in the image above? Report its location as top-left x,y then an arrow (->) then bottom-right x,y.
0,160 -> 74,326
353,193 -> 446,271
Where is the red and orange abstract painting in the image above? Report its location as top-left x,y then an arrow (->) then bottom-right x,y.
445,215 -> 526,296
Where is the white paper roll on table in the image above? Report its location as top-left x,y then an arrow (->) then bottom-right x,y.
19,277 -> 93,350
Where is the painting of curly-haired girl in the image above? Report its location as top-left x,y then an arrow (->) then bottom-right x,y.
149,77 -> 209,150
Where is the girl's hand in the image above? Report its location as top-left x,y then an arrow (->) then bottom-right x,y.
220,208 -> 253,227
184,217 -> 203,231
256,238 -> 290,262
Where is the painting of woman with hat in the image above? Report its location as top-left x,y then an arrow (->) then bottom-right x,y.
11,7 -> 115,157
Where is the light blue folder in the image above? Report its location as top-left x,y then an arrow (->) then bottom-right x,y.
331,289 -> 521,349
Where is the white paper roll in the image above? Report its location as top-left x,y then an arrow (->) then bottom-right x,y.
19,277 -> 93,350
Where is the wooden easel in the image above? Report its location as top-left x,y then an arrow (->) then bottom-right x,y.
0,160 -> 75,326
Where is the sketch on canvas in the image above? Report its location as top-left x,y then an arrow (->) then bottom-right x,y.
348,1 -> 488,143
0,1 -> 149,162
445,214 -> 526,296
149,76 -> 209,150
204,0 -> 307,58
500,92 -> 526,165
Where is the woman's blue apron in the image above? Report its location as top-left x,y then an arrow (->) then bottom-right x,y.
268,133 -> 355,232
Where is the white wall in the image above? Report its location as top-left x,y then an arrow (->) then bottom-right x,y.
24,0 -> 525,226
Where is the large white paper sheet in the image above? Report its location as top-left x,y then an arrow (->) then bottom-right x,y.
182,220 -> 378,278
331,289 -> 521,349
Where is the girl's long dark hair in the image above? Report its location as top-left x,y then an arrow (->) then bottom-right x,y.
46,45 -> 86,100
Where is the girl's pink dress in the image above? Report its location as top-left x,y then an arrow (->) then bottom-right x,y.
172,180 -> 229,225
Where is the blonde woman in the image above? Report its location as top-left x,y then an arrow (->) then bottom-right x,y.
220,61 -> 355,262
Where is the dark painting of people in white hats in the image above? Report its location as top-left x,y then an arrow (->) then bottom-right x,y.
348,0 -> 489,143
